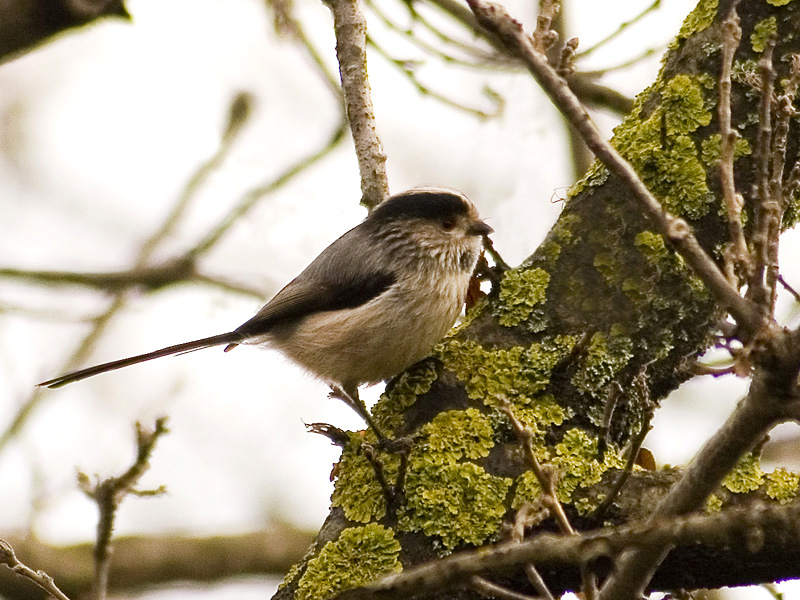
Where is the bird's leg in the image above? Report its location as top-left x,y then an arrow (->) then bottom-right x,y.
329,385 -> 389,445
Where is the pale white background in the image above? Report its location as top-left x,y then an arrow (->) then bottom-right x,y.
0,0 -> 798,598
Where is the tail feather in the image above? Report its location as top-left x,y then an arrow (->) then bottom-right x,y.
38,332 -> 241,389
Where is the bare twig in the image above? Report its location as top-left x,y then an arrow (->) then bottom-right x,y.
324,0 -> 390,210
464,0 -> 763,335
0,539 -> 71,600
501,399 -> 574,535
79,418 -> 169,600
574,0 -> 661,59
746,39 -> 778,317
334,500 -> 800,600
598,324 -> 800,599
779,275 -> 800,304
524,564 -> 555,600
469,575 -> 539,600
718,5 -> 749,281
366,36 -> 501,119
2,93 -> 255,453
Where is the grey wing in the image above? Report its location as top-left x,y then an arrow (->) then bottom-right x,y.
232,227 -> 397,339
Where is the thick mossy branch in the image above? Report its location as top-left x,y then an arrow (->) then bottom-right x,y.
273,1 -> 800,599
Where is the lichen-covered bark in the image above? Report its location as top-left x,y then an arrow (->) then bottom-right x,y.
273,1 -> 800,598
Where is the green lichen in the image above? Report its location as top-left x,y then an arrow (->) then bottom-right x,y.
659,136 -> 715,219
661,74 -> 713,135
634,231 -> 670,263
399,461 -> 512,548
571,330 -> 634,397
784,187 -> 800,229
512,470 -> 543,509
677,0 -> 718,40
700,134 -> 752,166
767,0 -> 793,5
419,408 -> 495,462
705,493 -> 723,512
567,159 -> 609,198
593,252 -> 619,281
722,452 -> 765,493
495,268 -> 551,330
512,428 -> 625,511
331,434 -> 399,523
295,524 -> 402,600
611,75 -> 715,220
279,561 -> 304,591
512,394 -> 571,435
549,213 -> 581,244
538,240 -> 562,265
553,429 -> 625,508
751,16 -> 778,52
436,337 -> 577,410
765,468 -> 800,504
372,360 -> 439,433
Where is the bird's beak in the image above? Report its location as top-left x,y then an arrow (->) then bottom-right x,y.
467,220 -> 493,236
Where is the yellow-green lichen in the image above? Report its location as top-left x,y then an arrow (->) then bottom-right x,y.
705,493 -> 723,512
765,467 -> 800,504
571,331 -> 634,397
593,252 -> 620,281
419,408 -> 495,462
279,561 -> 304,591
549,213 -> 581,245
751,16 -> 777,52
399,461 -> 512,549
553,429 -> 625,507
767,0 -> 793,5
700,134 -> 752,166
784,187 -> 800,230
661,74 -> 713,135
538,240 -> 562,265
722,452 -> 765,493
436,337 -> 577,409
611,75 -> 715,221
495,268 -> 551,330
295,524 -> 402,600
512,394 -> 571,436
567,159 -> 609,198
512,470 -> 543,509
372,360 -> 439,433
512,428 -> 625,512
635,231 -> 671,263
331,435 -> 400,523
677,0 -> 718,40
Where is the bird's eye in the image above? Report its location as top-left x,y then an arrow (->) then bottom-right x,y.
441,218 -> 456,231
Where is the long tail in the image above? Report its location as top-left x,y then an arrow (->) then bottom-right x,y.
38,332 -> 242,388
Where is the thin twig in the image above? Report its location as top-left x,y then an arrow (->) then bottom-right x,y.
0,539 -> 72,600
779,275 -> 800,304
464,0 -> 763,335
187,121 -> 348,257
598,324 -> 800,600
324,0 -> 390,210
524,564 -> 555,600
718,5 -> 749,281
500,399 -> 574,535
364,0 -> 512,70
574,0 -> 661,59
366,36 -> 501,118
79,418 -> 169,600
334,500 -> 800,600
469,575 -> 539,600
746,39 -> 778,317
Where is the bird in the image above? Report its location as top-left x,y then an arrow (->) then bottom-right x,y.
38,187 -> 492,437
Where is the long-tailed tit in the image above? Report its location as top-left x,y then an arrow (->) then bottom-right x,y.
39,187 -> 492,435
